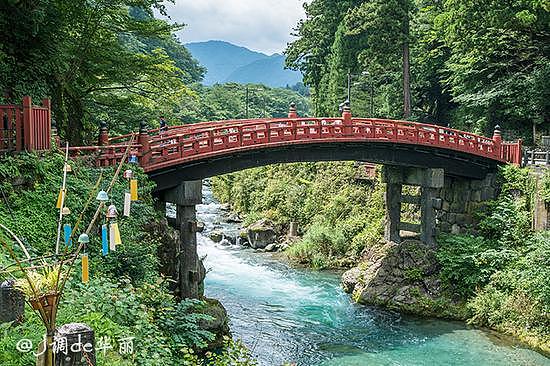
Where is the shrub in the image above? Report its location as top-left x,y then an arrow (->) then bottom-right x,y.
468,234 -> 550,351
212,162 -> 385,268
0,152 -> 256,365
477,195 -> 531,247
438,165 -> 550,351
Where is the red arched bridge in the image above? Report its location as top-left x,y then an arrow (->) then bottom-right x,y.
0,98 -> 522,192
0,98 -> 524,299
70,104 -> 522,191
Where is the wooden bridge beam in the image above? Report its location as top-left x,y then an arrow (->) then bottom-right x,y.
420,187 -> 438,247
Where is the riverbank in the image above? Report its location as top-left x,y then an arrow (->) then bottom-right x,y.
0,152 -> 251,365
210,162 -> 550,356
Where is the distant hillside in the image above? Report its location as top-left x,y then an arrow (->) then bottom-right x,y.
186,40 -> 302,87
225,54 -> 302,87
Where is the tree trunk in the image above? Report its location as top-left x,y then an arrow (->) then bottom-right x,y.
402,6 -> 411,119
66,93 -> 84,146
402,45 -> 411,119
51,81 -> 84,146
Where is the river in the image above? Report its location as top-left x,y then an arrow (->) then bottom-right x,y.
185,183 -> 550,366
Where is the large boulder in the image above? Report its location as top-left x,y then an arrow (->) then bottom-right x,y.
238,231 -> 250,246
265,243 -> 278,252
225,212 -> 242,223
247,219 -> 277,249
145,220 -> 180,286
342,240 -> 459,317
198,298 -> 231,350
341,267 -> 362,294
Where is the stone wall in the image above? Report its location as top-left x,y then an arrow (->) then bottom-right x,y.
434,173 -> 499,235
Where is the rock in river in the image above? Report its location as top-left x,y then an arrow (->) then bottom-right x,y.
265,243 -> 278,252
247,219 -> 277,249
209,230 -> 224,243
342,240 -> 450,316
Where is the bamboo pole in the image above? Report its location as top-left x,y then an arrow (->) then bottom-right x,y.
58,136 -> 135,295
55,143 -> 70,255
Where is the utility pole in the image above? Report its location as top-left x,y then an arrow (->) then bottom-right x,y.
245,86 -> 249,119
347,70 -> 352,106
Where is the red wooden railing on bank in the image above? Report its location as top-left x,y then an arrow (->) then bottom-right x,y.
0,96 -> 51,153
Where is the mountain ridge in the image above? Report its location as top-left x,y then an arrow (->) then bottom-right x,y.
186,40 -> 302,87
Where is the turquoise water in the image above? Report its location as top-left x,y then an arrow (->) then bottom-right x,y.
194,186 -> 550,366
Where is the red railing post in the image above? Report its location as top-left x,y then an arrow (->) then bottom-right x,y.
138,120 -> 152,165
342,100 -> 352,135
22,96 -> 33,151
288,102 -> 298,118
517,139 -> 523,166
98,121 -> 109,146
41,98 -> 51,150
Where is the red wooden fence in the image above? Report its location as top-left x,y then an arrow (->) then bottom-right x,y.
0,97 -> 51,153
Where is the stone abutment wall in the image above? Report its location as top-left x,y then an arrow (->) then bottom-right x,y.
435,173 -> 499,235
382,166 -> 500,246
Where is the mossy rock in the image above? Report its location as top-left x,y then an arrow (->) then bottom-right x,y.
198,298 -> 231,350
208,231 -> 224,243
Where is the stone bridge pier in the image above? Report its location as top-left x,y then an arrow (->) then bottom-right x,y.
156,180 -> 203,299
382,166 -> 498,246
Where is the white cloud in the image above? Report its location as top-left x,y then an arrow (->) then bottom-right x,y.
159,0 -> 306,54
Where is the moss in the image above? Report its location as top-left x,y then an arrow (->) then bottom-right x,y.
403,268 -> 424,282
198,298 -> 231,350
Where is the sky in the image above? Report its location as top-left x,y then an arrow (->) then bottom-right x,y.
159,0 -> 307,55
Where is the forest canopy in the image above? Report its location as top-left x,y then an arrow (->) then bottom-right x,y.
0,0 -> 204,144
286,0 -> 550,142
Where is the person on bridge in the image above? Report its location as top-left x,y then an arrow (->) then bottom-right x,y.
159,116 -> 169,146
159,116 -> 168,135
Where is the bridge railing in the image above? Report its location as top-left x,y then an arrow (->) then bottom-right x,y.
72,105 -> 523,170
501,140 -> 523,165
141,117 -> 508,170
68,143 -> 142,166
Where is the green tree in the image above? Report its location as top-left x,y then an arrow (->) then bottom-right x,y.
177,83 -> 310,123
346,0 -> 415,119
409,0 -> 455,125
436,0 -> 550,139
0,0 -> 203,144
285,0 -> 355,115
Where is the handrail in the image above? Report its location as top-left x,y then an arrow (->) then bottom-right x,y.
75,117 -> 523,170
